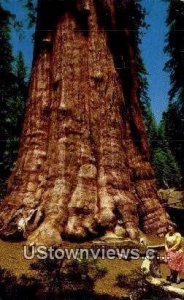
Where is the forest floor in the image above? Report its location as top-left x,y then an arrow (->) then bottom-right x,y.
0,235 -> 184,299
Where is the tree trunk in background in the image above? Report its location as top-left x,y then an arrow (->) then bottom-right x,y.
0,0 -> 170,246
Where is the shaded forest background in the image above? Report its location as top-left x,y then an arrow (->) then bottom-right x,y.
0,0 -> 183,200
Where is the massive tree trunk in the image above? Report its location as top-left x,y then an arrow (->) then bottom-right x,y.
0,0 -> 170,247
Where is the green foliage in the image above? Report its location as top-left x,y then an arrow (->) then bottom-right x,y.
163,103 -> 184,185
138,59 -> 150,114
15,51 -> 27,82
164,0 -> 184,182
0,3 -> 27,198
163,104 -> 184,179
152,147 -> 181,188
165,0 -> 184,102
146,110 -> 182,188
0,4 -> 14,196
144,106 -> 158,148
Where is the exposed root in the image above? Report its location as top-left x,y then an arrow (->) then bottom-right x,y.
27,216 -> 62,247
95,207 -> 116,228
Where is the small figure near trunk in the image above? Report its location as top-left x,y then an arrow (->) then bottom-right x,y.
141,249 -> 161,278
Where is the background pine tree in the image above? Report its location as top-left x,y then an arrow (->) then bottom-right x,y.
163,0 -> 184,184
0,4 -> 27,199
133,0 -> 181,188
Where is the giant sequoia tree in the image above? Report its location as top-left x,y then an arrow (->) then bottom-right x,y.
0,0 -> 170,247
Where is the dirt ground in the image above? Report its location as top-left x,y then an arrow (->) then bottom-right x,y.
0,236 -> 184,299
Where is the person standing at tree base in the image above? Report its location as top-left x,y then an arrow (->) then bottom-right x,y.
165,223 -> 184,284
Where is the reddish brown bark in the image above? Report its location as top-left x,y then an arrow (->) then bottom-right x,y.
0,0 -> 170,246
120,12 -> 169,235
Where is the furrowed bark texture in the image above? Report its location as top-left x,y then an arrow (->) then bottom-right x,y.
0,0 -> 170,246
